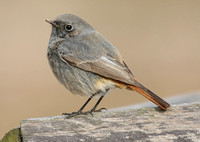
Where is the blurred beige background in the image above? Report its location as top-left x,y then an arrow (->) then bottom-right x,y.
1,0 -> 200,138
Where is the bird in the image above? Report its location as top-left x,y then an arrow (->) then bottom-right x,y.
46,14 -> 170,117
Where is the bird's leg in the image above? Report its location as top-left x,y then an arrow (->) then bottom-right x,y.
63,94 -> 107,118
62,96 -> 93,118
88,95 -> 107,115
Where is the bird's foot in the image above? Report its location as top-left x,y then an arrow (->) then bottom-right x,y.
62,108 -> 107,118
62,111 -> 84,118
91,107 -> 107,113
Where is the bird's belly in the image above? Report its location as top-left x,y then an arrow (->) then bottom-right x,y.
48,52 -> 115,97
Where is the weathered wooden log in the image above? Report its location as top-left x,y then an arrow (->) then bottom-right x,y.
2,102 -> 200,142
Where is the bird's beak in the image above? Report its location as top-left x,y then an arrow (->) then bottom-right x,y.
45,19 -> 58,27
45,19 -> 62,30
45,19 -> 53,25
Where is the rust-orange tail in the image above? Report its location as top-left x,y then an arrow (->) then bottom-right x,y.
127,80 -> 170,110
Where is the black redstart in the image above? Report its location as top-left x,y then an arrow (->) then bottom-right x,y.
46,14 -> 170,117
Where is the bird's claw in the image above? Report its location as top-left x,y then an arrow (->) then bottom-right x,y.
62,107 -> 107,118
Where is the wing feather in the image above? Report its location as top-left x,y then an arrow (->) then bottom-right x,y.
58,32 -> 138,86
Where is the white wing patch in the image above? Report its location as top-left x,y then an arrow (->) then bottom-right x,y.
101,56 -> 118,66
100,56 -> 124,72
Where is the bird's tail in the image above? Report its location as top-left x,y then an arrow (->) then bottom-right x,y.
127,80 -> 170,110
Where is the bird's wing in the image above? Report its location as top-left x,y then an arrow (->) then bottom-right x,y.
58,32 -> 138,86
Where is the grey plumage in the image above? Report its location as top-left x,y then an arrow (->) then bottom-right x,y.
47,14 -> 137,97
46,14 -> 170,113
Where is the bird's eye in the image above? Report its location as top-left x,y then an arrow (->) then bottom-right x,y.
65,24 -> 73,31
